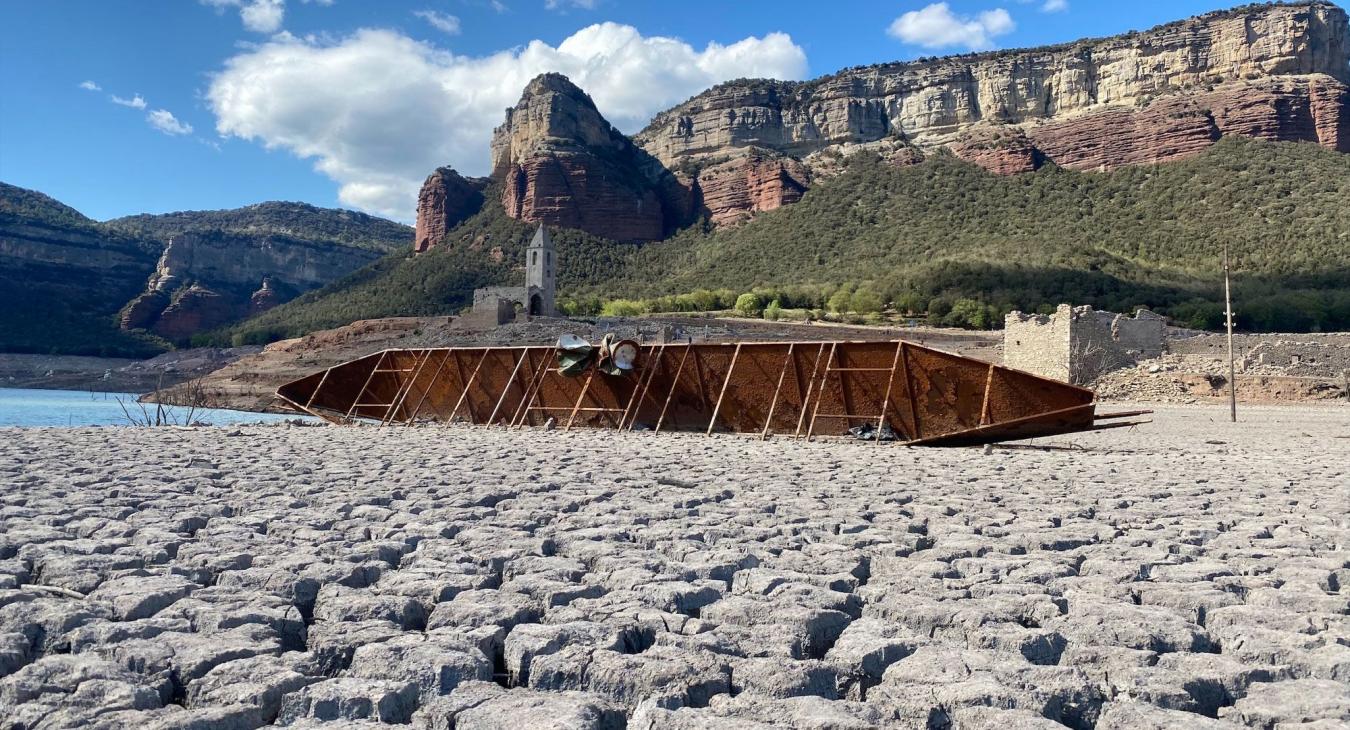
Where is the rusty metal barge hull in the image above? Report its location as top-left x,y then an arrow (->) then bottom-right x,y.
275,340 -> 1145,446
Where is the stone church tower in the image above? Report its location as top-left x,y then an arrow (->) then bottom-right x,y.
525,225 -> 556,316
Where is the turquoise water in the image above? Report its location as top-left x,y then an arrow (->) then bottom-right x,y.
0,388 -> 310,427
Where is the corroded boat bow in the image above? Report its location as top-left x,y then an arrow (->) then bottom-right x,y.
276,340 -> 1149,446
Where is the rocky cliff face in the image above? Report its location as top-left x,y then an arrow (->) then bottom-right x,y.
636,2 -> 1349,187
118,231 -> 383,343
694,154 -> 812,227
413,167 -> 486,253
490,73 -> 692,242
422,3 -> 1348,240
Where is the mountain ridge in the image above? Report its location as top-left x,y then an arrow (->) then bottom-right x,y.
0,183 -> 413,355
412,2 -> 1349,247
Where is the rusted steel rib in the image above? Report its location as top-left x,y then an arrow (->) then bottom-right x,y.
277,339 -> 1135,447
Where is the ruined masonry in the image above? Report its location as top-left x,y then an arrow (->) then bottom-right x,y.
1004,305 -> 1167,384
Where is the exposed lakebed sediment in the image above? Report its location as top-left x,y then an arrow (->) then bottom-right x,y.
1,406 -> 1348,728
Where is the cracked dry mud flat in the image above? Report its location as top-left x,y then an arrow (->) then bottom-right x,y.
1,405 -> 1348,729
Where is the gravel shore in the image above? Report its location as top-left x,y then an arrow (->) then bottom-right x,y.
2,405 -> 1348,728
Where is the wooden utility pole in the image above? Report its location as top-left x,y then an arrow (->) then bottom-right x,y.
1224,242 -> 1237,422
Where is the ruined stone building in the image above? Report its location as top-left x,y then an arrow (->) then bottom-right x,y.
468,225 -> 556,324
1005,305 -> 1167,384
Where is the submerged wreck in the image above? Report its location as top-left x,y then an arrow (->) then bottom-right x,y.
276,339 -> 1148,446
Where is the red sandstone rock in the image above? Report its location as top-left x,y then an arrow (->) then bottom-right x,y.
491,74 -> 690,242
249,278 -> 282,316
120,290 -> 169,331
413,167 -> 485,253
951,127 -> 1041,175
151,285 -> 238,343
1030,95 -> 1220,171
501,151 -> 669,242
1031,77 -> 1350,171
695,155 -> 811,227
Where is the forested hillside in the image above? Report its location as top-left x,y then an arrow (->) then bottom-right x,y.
213,137 -> 1350,345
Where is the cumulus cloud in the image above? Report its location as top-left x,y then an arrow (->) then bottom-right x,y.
207,23 -> 807,219
202,0 -> 285,33
147,109 -> 194,136
546,0 -> 597,9
888,3 -> 1015,51
111,93 -> 147,109
413,9 -> 461,34
1042,0 -> 1068,12
79,80 -> 101,91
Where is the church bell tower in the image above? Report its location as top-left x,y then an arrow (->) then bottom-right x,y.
525,225 -> 556,316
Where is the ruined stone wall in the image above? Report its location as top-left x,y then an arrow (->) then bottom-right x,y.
1243,341 -> 1350,378
1005,305 -> 1167,383
1107,310 -> 1168,359
1004,308 -> 1073,382
473,287 -> 527,312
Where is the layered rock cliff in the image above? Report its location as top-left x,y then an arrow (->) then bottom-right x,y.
413,167 -> 487,253
636,2 -> 1349,180
119,230 -> 384,343
413,3 -> 1349,242
489,74 -> 693,243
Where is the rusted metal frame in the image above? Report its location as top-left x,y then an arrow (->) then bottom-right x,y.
564,368 -> 597,432
805,342 -> 839,442
690,349 -> 711,413
515,349 -> 564,429
381,349 -> 432,426
977,363 -> 997,426
486,349 -> 529,426
625,347 -> 669,431
835,348 -> 857,430
875,340 -> 905,442
706,343 -> 743,436
789,345 -> 805,406
1095,409 -> 1153,419
620,344 -> 665,430
794,343 -> 828,439
448,349 -> 490,425
760,343 -> 795,441
508,349 -> 547,428
303,366 -> 334,410
344,351 -> 388,421
906,402 -> 1095,446
899,342 -> 921,440
406,349 -> 454,424
654,343 -> 693,433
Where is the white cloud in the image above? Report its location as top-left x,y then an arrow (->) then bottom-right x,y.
413,9 -> 461,34
241,0 -> 285,32
1041,0 -> 1068,12
79,80 -> 101,91
111,93 -> 147,109
202,0 -> 285,33
207,23 -> 807,219
887,3 -> 1016,51
147,109 -> 194,136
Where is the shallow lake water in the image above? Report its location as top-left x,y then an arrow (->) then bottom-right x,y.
0,387 -> 309,427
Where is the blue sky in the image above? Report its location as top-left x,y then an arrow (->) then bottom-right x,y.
2,0 -> 1341,223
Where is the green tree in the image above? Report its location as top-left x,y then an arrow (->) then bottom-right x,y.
827,285 -> 855,314
734,292 -> 764,318
850,288 -> 884,314
763,299 -> 783,321
601,299 -> 645,316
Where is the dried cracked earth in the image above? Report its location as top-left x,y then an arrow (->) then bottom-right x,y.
1,405 -> 1348,729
